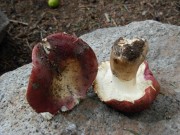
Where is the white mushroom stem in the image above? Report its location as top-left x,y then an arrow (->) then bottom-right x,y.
110,37 -> 148,81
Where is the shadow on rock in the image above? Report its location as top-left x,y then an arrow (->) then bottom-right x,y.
125,92 -> 180,123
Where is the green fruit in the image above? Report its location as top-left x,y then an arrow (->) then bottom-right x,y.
48,0 -> 59,8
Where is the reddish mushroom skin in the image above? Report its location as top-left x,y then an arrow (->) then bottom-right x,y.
105,61 -> 160,113
26,33 -> 98,114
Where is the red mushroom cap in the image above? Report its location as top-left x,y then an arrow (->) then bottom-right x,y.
26,33 -> 98,114
94,37 -> 160,113
105,61 -> 160,113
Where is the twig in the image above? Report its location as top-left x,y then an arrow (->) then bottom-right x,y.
30,12 -> 46,30
25,39 -> 32,51
40,31 -> 43,39
35,12 -> 46,27
15,32 -> 27,38
9,19 -> 28,26
37,26 -> 47,34
111,18 -> 117,26
123,5 -> 130,12
104,13 -> 110,23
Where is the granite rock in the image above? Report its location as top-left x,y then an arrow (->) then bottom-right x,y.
0,20 -> 180,135
0,10 -> 9,44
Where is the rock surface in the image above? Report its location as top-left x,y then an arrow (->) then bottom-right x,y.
0,10 -> 9,44
0,20 -> 180,135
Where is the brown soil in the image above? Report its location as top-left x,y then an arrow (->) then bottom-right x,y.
0,0 -> 180,75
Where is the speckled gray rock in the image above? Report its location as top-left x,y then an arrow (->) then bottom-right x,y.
0,20 -> 180,135
0,10 -> 9,44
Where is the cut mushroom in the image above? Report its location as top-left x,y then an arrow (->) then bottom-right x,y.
94,37 -> 160,113
26,33 -> 98,115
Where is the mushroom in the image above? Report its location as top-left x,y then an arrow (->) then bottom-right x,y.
26,33 -> 98,115
93,37 -> 160,113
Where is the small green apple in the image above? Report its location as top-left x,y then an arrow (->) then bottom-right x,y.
48,0 -> 60,8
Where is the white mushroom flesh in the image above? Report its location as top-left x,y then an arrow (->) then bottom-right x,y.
94,61 -> 155,103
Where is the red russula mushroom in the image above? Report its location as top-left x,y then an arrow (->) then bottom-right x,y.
94,37 -> 160,113
26,33 -> 98,115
